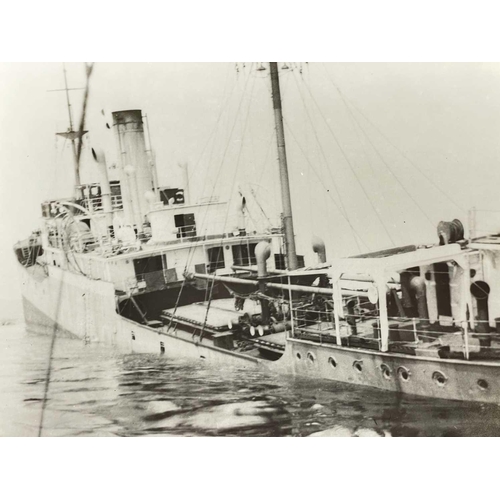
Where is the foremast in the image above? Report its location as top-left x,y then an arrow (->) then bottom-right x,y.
52,63 -> 88,190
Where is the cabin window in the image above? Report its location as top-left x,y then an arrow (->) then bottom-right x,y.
232,243 -> 257,266
275,253 -> 286,270
174,213 -> 196,238
164,268 -> 178,282
90,185 -> 101,198
110,181 -> 123,209
48,228 -> 60,248
195,263 -> 207,274
207,246 -> 225,273
133,255 -> 163,277
162,254 -> 178,282
133,255 -> 166,290
274,253 -> 304,270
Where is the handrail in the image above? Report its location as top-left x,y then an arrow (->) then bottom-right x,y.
78,194 -> 123,213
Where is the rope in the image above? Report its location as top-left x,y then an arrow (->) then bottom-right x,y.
37,261 -> 64,437
289,70 -> 350,221
186,63 -> 237,197
196,273 -> 217,343
320,64 -> 466,217
167,66 -> 256,330
38,63 -> 95,437
195,69 -> 259,339
283,119 -> 369,251
295,70 -> 397,246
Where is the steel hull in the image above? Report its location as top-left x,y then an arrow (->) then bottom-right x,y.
19,263 -> 500,404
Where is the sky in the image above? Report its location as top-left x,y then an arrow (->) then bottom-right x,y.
2,62 -> 500,305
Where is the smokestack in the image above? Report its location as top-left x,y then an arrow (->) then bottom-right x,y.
113,110 -> 154,228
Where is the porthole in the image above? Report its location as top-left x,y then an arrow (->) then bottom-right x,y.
478,379 -> 489,391
397,366 -> 411,382
307,352 -> 316,364
432,371 -> 448,387
328,357 -> 337,369
296,352 -> 302,361
380,363 -> 392,380
353,360 -> 363,373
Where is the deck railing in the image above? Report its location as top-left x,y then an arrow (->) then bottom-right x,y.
289,298 -> 500,361
469,207 -> 500,239
79,194 -> 123,213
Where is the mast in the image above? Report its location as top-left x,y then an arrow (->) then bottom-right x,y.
269,62 -> 298,270
62,63 -> 80,186
52,63 -> 88,189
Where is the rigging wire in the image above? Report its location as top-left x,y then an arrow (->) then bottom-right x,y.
295,70 -> 397,246
186,63 -> 236,194
38,63 -> 95,437
287,71 -> 365,251
288,70 -> 350,221
37,276 -> 64,437
320,63 -> 466,215
167,65 -> 256,328
339,100 -> 437,228
312,67 -> 435,228
196,66 -> 255,230
169,63 -> 239,287
197,73 -> 257,342
283,119 -> 369,252
194,64 -> 255,255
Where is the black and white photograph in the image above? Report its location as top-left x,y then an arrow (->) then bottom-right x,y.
5,2 -> 500,497
4,59 -> 500,439
4,21 -> 500,500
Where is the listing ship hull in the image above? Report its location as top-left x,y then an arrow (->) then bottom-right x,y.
19,262 -> 500,404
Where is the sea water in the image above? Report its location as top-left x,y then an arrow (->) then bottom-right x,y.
1,322 -> 500,437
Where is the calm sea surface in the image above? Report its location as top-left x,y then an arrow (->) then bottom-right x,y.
1,322 -> 500,437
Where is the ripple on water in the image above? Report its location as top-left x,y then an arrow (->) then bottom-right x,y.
3,323 -> 500,436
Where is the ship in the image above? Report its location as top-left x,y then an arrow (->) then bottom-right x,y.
14,62 -> 500,404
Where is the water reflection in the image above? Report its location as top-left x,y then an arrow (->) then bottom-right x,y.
1,323 -> 500,436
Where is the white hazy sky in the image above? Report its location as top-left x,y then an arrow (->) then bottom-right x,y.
2,62 -> 500,302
